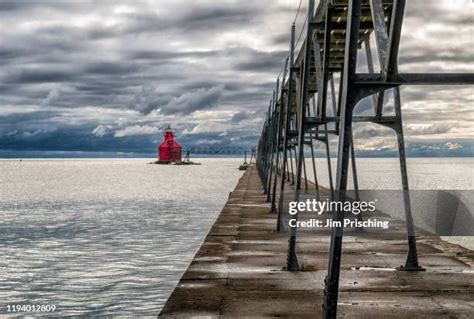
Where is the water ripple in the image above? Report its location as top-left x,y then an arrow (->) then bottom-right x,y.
0,158 -> 242,316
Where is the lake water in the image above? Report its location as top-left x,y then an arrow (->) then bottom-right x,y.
302,157 -> 474,250
304,157 -> 474,190
0,158 -> 243,316
0,157 -> 472,316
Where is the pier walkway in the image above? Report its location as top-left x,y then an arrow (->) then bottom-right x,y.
159,166 -> 474,318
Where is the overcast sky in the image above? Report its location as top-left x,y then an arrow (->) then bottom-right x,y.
0,0 -> 472,157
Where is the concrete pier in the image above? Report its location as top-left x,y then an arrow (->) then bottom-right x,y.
159,166 -> 474,318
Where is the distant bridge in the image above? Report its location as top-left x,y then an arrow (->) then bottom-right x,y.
182,146 -> 254,155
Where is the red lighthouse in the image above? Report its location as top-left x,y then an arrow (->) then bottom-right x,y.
158,125 -> 182,163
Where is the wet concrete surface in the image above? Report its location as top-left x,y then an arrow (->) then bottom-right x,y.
159,166 -> 474,318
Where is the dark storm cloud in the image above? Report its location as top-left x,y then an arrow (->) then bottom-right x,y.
0,110 -> 61,125
223,90 -> 272,107
398,49 -> 473,65
0,47 -> 31,61
0,1 -> 41,12
40,2 -> 265,42
83,62 -> 141,75
0,1 -> 81,12
126,49 -> 221,64
175,5 -> 260,31
272,33 -> 290,46
5,68 -> 77,84
121,4 -> 263,35
403,1 -> 472,25
236,50 -> 288,71
0,0 -> 471,156
128,86 -> 170,115
231,111 -> 259,123
0,2 -> 277,112
159,84 -> 225,115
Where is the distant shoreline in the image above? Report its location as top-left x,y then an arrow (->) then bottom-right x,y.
0,154 -> 243,159
0,156 -> 243,160
0,154 -> 473,159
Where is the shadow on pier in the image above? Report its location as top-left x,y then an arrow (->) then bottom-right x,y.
159,166 -> 474,318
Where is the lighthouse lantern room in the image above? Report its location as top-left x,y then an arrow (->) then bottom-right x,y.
158,125 -> 182,163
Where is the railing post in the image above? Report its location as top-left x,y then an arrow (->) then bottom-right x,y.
286,0 -> 315,272
277,23 -> 296,232
271,59 -> 289,213
393,87 -> 424,271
